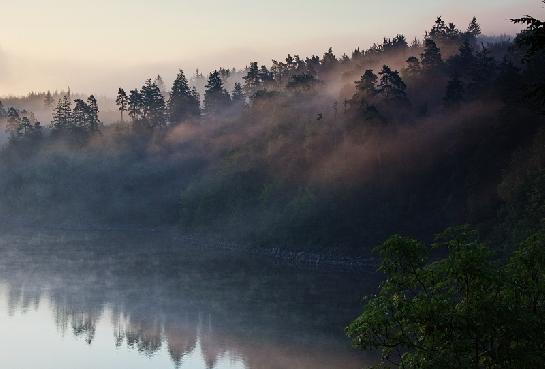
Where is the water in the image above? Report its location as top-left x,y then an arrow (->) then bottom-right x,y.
0,230 -> 377,369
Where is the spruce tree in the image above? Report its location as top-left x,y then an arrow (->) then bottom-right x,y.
51,95 -> 73,131
168,69 -> 200,124
141,79 -> 166,128
204,71 -> 231,114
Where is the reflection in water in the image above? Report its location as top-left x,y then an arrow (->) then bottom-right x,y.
0,230 -> 376,369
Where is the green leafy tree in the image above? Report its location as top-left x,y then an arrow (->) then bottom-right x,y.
347,227 -> 545,369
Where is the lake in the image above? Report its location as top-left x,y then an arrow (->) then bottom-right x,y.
0,229 -> 377,369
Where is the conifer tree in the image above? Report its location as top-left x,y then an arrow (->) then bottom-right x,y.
115,88 -> 129,122
6,107 -> 21,140
168,69 -> 200,124
466,17 -> 482,39
86,95 -> 101,132
231,82 -> 245,106
141,79 -> 166,128
421,39 -> 443,70
204,71 -> 231,114
128,89 -> 143,122
355,70 -> 378,96
243,62 -> 261,94
377,65 -> 407,101
51,95 -> 73,131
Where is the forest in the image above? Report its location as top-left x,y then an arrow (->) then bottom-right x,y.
0,12 -> 543,258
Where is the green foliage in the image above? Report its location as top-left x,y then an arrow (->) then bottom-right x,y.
347,227 -> 545,369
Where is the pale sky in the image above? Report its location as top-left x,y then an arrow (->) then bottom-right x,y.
0,0 -> 542,96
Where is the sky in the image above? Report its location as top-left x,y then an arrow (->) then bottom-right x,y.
0,0 -> 542,96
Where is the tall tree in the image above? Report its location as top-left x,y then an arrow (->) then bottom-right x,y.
115,88 -> 129,122
421,39 -> 443,70
128,89 -> 143,122
86,95 -> 101,132
243,62 -> 261,95
377,65 -> 407,101
466,17 -> 482,39
141,79 -> 166,128
204,71 -> 231,114
168,69 -> 200,124
51,95 -> 73,131
355,70 -> 378,96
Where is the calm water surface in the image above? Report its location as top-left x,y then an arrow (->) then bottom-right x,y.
0,230 -> 377,369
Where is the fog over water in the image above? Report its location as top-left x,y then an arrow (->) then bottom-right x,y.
0,230 -> 377,369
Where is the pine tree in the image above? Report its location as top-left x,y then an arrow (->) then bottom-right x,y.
51,95 -> 73,131
115,88 -> 129,122
355,70 -> 378,96
243,62 -> 261,95
141,79 -> 166,128
321,47 -> 337,70
72,99 -> 89,129
86,95 -> 101,132
204,71 -> 231,114
128,89 -> 143,122
466,17 -> 481,39
421,39 -> 443,70
377,65 -> 407,101
168,69 -> 200,124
